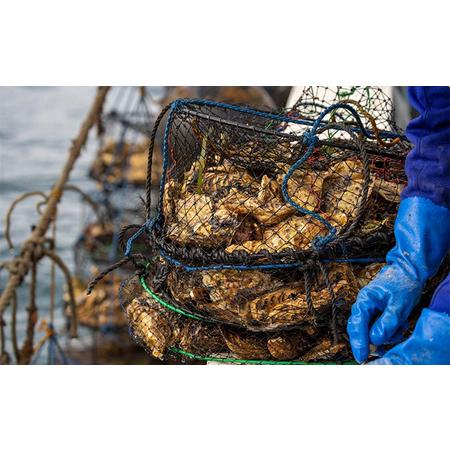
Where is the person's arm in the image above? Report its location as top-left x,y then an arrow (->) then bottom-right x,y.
347,86 -> 450,364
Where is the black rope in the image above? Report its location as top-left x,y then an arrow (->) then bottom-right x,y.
145,103 -> 172,219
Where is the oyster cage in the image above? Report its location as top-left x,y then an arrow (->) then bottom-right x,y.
120,95 -> 411,364
149,98 -> 409,266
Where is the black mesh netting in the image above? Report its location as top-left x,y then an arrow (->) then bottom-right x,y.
115,87 -> 418,363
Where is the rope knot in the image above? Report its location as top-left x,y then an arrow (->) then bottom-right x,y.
302,131 -> 319,149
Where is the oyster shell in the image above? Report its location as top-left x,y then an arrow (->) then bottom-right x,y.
200,161 -> 257,195
248,284 -> 317,327
226,215 -> 328,254
166,193 -> 240,245
65,274 -> 127,329
301,338 -> 347,362
125,296 -> 181,359
179,322 -> 227,354
276,165 -> 326,213
167,270 -> 207,304
221,328 -> 271,359
370,178 -> 403,203
220,174 -> 294,225
320,159 -> 368,228
267,332 -> 308,360
202,269 -> 277,304
355,263 -> 384,289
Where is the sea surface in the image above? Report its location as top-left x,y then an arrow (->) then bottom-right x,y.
0,87 -> 160,362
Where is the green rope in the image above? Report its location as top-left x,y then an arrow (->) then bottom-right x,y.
140,276 -> 356,365
170,347 -> 356,365
140,276 -> 211,322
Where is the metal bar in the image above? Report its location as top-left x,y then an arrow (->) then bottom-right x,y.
179,108 -> 408,159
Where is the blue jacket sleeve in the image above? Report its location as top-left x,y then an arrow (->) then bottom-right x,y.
401,86 -> 450,210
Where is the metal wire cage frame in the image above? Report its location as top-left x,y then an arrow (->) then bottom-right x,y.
115,94 -> 412,364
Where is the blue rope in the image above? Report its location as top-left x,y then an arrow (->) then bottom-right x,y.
281,132 -> 337,247
31,323 -> 70,365
133,99 -> 394,271
175,99 -> 404,141
124,218 -> 155,257
160,250 -> 384,272
281,102 -> 382,248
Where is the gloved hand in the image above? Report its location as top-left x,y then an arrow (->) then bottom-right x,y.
369,308 -> 450,364
347,196 -> 450,363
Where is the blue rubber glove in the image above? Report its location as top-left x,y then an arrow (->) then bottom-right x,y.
369,308 -> 450,364
347,196 -> 450,363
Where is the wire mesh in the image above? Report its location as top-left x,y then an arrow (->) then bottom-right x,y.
119,90 -> 415,363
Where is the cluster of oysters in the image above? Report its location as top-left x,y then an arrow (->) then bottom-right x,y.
124,142 -> 403,362
124,262 -> 384,361
163,151 -> 402,254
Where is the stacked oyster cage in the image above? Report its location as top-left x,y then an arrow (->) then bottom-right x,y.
120,87 -> 412,364
65,87 -> 161,334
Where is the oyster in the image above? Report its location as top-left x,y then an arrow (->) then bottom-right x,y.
167,270 -> 207,304
220,175 -> 294,225
162,179 -> 181,220
248,272 -> 355,328
200,161 -> 258,195
276,164 -> 326,213
370,178 -> 404,203
301,338 -> 348,362
221,328 -> 271,359
267,332 -> 308,360
198,269 -> 279,324
179,322 -> 227,354
248,284 -> 316,327
166,193 -> 240,245
89,138 -> 155,187
202,269 -> 277,304
125,296 -> 181,359
226,215 -> 328,254
320,159 -> 368,228
65,274 -> 127,329
355,263 -> 384,289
